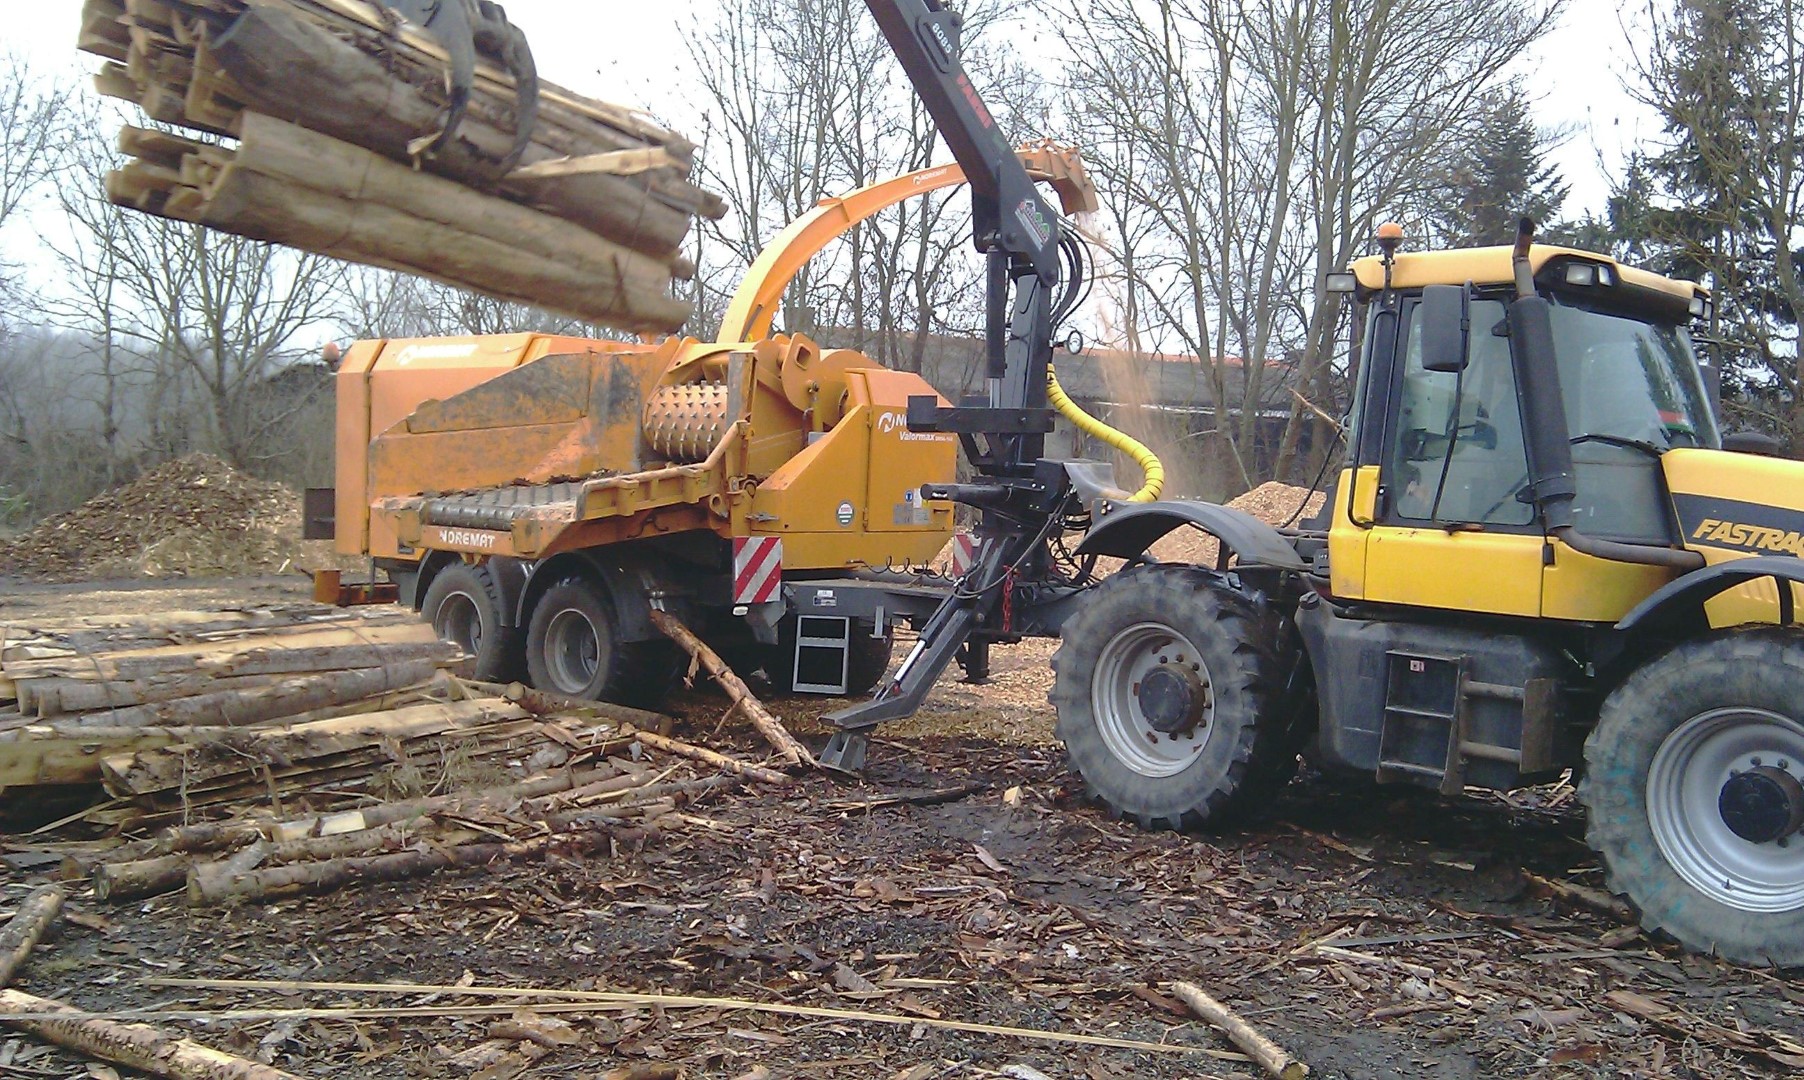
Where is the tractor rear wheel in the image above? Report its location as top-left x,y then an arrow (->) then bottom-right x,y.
1582,629 -> 1804,966
524,578 -> 679,709
1050,563 -> 1287,830
420,563 -> 520,682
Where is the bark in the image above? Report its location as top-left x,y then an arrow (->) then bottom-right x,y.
0,987 -> 301,1080
648,610 -> 813,767
0,885 -> 65,988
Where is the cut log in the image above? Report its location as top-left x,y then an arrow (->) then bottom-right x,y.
0,987 -> 301,1080
625,727 -> 791,786
648,610 -> 813,767
185,829 -> 622,905
201,1 -> 715,257
0,624 -> 449,682
98,698 -> 530,796
184,822 -> 425,904
259,764 -> 616,841
64,821 -> 262,879
66,661 -> 444,730
0,885 -> 65,988
167,162 -> 690,333
1170,981 -> 1308,1080
224,112 -> 692,282
24,674 -> 282,719
0,726 -> 184,788
473,680 -> 671,729
93,852 -> 193,902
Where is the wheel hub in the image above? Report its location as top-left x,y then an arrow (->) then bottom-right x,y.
1719,765 -> 1804,844
1138,665 -> 1207,734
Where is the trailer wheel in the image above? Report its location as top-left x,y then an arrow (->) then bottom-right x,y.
524,578 -> 678,708
1582,629 -> 1804,966
1050,563 -> 1283,830
420,563 -> 520,682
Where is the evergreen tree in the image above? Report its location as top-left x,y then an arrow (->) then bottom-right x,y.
1618,0 -> 1802,446
1423,81 -> 1570,246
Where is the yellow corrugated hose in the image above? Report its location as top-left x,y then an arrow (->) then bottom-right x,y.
1046,366 -> 1164,502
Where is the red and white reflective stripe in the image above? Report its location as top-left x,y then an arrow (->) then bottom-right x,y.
732,536 -> 783,604
948,532 -> 978,577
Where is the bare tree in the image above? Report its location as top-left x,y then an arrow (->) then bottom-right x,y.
38,94 -> 347,478
0,53 -> 70,326
684,0 -> 1031,376
1052,0 -> 1562,493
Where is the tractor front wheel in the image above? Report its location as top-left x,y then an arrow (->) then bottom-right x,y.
1050,563 -> 1287,830
1582,629 -> 1804,966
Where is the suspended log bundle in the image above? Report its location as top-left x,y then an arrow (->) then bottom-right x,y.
76,0 -> 725,334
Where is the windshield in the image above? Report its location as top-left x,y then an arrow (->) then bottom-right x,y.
1546,301 -> 1720,450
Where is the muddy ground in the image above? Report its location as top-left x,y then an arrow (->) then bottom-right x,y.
3,576 -> 1802,1079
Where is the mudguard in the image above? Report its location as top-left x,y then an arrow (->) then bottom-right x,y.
1615,554 -> 1804,633
1074,499 -> 1308,571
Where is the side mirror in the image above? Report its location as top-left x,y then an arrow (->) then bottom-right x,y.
1420,284 -> 1470,373
1723,430 -> 1785,457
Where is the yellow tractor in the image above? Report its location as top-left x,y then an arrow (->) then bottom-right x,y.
1027,222 -> 1804,966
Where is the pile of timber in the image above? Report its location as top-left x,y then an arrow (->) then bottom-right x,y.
77,0 -> 725,333
2,603 -> 799,904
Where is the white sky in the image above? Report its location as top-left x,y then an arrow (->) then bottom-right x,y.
2,1 -> 1658,251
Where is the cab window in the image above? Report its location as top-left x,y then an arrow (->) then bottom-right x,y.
1384,298 -> 1533,527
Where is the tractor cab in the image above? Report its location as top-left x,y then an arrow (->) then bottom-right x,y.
1324,231 -> 1718,623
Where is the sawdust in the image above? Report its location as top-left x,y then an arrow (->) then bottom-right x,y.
1146,480 -> 1326,564
0,455 -> 302,581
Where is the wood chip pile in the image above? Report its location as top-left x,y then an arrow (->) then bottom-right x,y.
78,0 -> 725,333
1,602 -> 794,909
0,454 -> 298,581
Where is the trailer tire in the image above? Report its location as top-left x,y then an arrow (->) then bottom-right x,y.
1581,628 -> 1804,966
763,617 -> 894,696
525,578 -> 678,708
420,563 -> 520,682
1051,563 -> 1284,830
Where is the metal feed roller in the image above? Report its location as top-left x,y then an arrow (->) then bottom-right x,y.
641,382 -> 730,463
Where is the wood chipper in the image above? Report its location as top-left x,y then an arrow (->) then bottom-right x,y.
319,143 -> 1097,706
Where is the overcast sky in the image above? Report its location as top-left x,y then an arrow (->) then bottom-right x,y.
4,1 -> 1660,237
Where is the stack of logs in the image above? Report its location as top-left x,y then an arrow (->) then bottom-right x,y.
77,0 -> 725,333
1,604 -> 806,909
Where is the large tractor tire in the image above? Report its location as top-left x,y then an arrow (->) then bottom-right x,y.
1050,563 -> 1288,830
1582,629 -> 1804,966
763,617 -> 894,696
420,563 -> 520,682
524,578 -> 680,709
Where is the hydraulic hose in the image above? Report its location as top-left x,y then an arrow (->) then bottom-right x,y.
1046,366 -> 1164,502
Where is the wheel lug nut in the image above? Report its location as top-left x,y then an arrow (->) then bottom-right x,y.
1752,757 -> 1764,767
